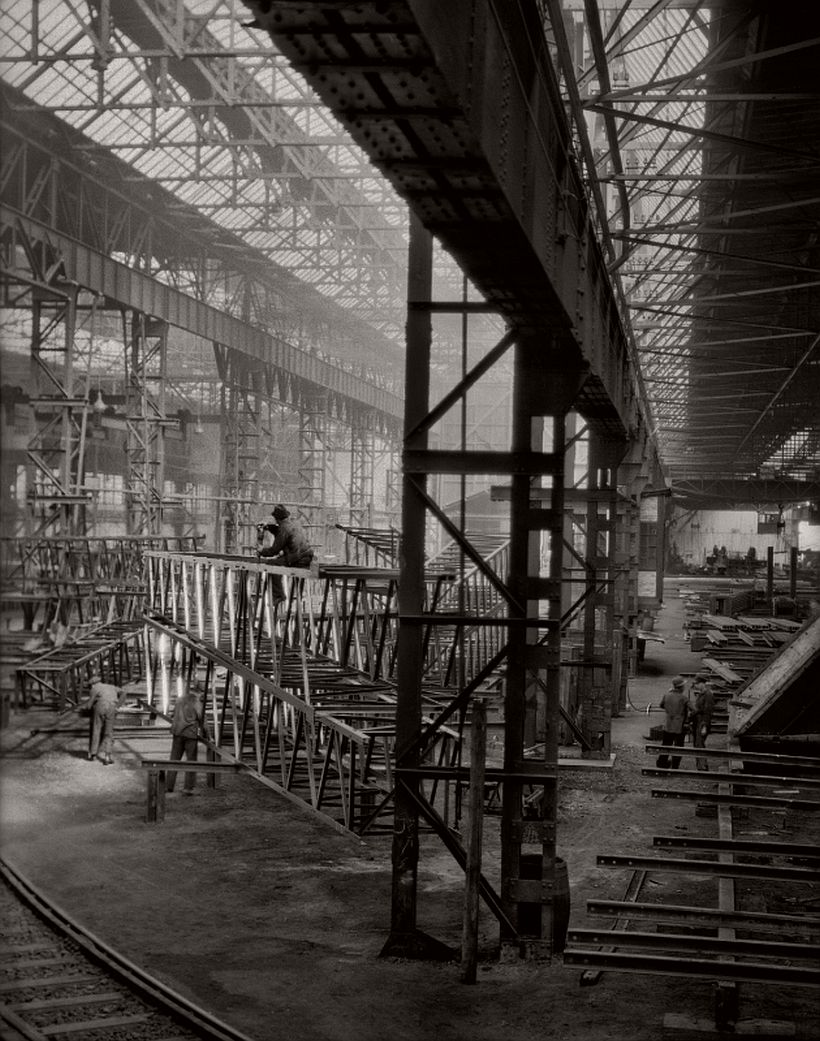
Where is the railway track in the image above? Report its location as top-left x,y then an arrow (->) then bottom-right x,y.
0,859 -> 256,1041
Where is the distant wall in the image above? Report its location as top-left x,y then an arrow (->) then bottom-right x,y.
669,508 -> 797,567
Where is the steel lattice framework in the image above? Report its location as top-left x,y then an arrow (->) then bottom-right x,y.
1,1 -> 818,503
1,0 -> 819,982
552,1 -> 820,490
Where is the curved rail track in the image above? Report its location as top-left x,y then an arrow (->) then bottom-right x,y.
0,859 -> 256,1041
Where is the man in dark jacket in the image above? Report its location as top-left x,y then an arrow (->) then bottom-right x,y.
167,685 -> 206,794
657,675 -> 690,769
257,504 -> 315,604
258,504 -> 314,566
691,672 -> 716,770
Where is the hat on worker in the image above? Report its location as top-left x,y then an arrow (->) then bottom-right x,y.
271,504 -> 289,520
671,676 -> 685,689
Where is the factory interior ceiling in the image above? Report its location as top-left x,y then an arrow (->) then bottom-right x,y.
1,0 -> 819,511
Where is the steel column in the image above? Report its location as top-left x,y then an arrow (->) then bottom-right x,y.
385,212 -> 432,956
123,311 -> 169,536
501,347 -> 586,957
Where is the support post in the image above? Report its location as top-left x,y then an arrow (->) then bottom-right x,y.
789,545 -> 798,601
146,768 -> 166,823
383,211 -> 432,957
461,696 -> 487,984
501,339 -> 585,960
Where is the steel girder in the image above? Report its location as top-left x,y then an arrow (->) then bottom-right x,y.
670,476 -> 820,510
0,94 -> 405,430
243,0 -> 645,443
0,204 -> 403,436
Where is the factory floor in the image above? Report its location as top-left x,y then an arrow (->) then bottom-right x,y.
2,582 -> 818,1041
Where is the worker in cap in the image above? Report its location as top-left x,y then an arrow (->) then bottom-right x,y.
657,676 -> 690,769
83,670 -> 127,765
257,503 -> 315,605
691,672 -> 716,770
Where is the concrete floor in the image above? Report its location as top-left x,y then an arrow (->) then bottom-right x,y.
3,583 -> 816,1040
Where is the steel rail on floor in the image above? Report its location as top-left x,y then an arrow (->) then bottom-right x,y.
642,766 -> 820,788
0,857 -> 259,1041
643,743 -> 820,772
564,741 -> 820,1013
585,899 -> 820,938
651,835 -> 820,860
563,949 -> 819,986
651,788 -> 820,812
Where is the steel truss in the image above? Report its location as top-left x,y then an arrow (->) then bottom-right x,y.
0,126 -> 404,544
0,1 -> 411,343
2,533 -> 198,634
0,98 -> 406,423
3,230 -> 100,539
142,551 -> 463,835
550,2 -> 820,485
17,620 -> 145,712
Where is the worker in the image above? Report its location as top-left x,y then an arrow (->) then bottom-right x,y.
84,671 -> 128,765
257,504 -> 315,605
690,672 -> 716,770
657,675 -> 690,770
167,684 -> 207,796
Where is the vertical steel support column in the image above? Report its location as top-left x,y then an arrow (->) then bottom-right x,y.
27,282 -> 85,536
385,447 -> 401,518
622,496 -> 641,680
299,391 -> 329,510
579,437 -> 606,757
350,408 -> 375,528
124,311 -> 168,536
655,489 -> 668,603
501,344 -> 585,959
216,347 -> 261,554
384,213 -> 432,956
578,434 -> 626,754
